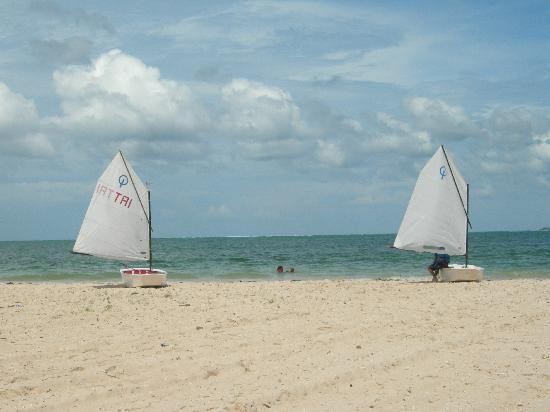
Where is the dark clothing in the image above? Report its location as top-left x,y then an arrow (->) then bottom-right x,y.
429,253 -> 450,274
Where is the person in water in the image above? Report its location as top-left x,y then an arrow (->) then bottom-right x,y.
276,265 -> 284,273
428,253 -> 450,282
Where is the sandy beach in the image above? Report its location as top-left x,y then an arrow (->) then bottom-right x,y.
1,279 -> 549,411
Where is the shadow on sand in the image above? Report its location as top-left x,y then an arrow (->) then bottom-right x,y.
92,283 -> 169,289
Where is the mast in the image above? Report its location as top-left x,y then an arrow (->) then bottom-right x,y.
465,184 -> 469,268
148,188 -> 152,270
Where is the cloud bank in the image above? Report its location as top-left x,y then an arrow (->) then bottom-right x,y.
2,49 -> 550,210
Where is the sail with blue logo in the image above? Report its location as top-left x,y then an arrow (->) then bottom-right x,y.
73,152 -> 150,261
393,146 -> 468,255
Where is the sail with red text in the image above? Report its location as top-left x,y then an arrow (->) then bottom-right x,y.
73,152 -> 150,261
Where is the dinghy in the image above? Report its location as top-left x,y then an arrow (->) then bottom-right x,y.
73,152 -> 167,287
393,145 -> 483,282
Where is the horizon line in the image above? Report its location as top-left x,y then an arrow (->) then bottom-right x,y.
0,228 -> 545,243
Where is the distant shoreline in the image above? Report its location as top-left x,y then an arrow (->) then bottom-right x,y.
0,228 -> 548,242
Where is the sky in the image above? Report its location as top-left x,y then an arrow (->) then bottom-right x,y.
1,0 -> 550,240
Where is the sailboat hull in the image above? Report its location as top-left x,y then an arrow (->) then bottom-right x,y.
439,264 -> 483,282
120,268 -> 167,287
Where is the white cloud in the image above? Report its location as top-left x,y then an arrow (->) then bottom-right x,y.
530,132 -> 550,162
51,50 -> 208,138
341,118 -> 363,132
405,97 -> 479,140
221,78 -> 305,137
474,106 -> 550,178
364,112 -> 432,156
46,49 -> 211,161
0,83 -> 39,131
482,105 -> 549,146
0,83 -> 54,158
316,140 -> 345,167
221,78 -> 310,160
376,112 -> 411,133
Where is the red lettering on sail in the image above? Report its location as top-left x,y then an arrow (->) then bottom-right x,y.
95,183 -> 135,209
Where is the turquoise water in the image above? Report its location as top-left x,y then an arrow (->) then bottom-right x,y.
0,231 -> 549,282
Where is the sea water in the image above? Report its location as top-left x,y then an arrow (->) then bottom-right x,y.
0,231 -> 549,282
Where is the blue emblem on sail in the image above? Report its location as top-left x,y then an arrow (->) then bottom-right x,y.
118,175 -> 128,188
439,166 -> 447,179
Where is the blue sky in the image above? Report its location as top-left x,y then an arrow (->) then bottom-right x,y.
1,0 -> 550,240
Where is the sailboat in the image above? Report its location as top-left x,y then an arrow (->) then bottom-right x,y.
73,151 -> 167,287
393,145 -> 483,282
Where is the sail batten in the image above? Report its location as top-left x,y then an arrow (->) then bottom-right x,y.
73,152 -> 150,262
393,146 -> 468,256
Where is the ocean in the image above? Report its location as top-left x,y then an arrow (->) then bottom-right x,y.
0,231 -> 549,283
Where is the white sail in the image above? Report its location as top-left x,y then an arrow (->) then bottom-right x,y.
73,152 -> 150,261
393,146 -> 468,255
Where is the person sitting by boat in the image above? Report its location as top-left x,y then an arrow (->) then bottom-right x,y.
428,253 -> 450,281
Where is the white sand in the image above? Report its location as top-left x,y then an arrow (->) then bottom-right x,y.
1,279 -> 549,411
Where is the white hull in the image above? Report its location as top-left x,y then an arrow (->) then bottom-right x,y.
120,268 -> 167,287
439,264 -> 483,282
